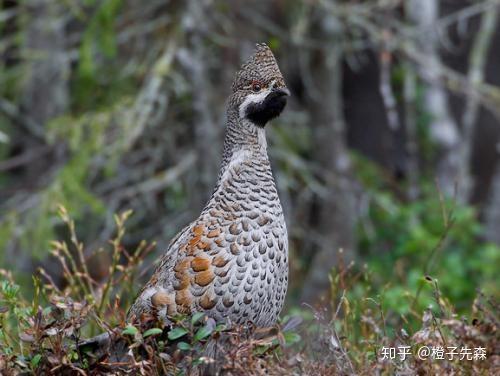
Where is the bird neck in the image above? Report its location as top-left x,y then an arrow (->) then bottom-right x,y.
202,110 -> 276,214
217,109 -> 269,181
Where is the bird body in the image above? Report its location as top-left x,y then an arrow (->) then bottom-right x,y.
128,44 -> 289,328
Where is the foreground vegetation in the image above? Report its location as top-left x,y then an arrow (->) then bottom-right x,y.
0,206 -> 497,375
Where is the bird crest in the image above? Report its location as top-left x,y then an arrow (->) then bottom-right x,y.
231,43 -> 286,93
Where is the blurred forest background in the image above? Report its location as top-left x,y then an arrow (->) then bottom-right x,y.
0,0 -> 499,325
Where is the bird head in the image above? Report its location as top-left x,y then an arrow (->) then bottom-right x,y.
230,43 -> 289,127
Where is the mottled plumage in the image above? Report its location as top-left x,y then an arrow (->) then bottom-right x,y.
128,43 -> 289,327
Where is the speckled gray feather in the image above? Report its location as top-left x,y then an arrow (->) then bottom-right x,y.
128,43 -> 289,327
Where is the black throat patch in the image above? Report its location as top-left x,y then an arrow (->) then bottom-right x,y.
245,90 -> 288,127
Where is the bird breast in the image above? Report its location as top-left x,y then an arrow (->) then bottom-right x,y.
129,153 -> 288,328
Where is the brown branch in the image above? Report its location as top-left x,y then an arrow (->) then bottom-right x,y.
110,152 -> 197,201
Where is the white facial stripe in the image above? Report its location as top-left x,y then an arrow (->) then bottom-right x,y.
218,149 -> 251,185
257,127 -> 267,150
239,87 -> 272,119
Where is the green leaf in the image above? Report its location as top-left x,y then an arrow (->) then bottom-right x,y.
143,328 -> 163,338
30,354 -> 42,368
215,323 -> 226,332
177,341 -> 191,351
194,324 -> 213,342
283,332 -> 301,346
191,312 -> 204,325
168,327 -> 188,340
253,345 -> 271,356
122,325 -> 138,336
192,357 -> 203,366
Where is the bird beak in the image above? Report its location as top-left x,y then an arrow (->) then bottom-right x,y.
273,87 -> 290,97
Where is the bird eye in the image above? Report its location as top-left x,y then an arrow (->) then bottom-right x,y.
251,82 -> 262,92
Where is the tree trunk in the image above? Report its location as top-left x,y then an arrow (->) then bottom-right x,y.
300,11 -> 357,305
21,0 -> 68,130
458,7 -> 499,202
179,0 -> 220,211
485,147 -> 500,245
11,0 -> 69,269
407,0 -> 461,198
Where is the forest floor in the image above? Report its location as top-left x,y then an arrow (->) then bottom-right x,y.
0,207 -> 498,375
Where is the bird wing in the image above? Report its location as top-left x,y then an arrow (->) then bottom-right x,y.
128,209 -> 235,320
